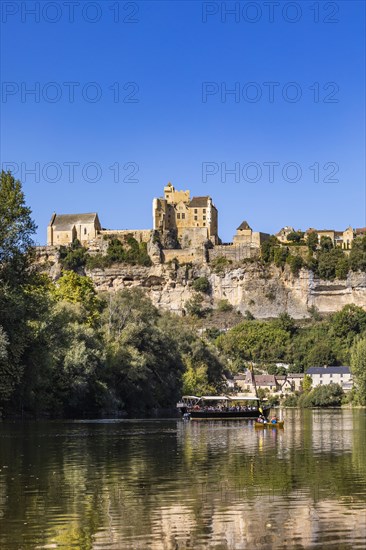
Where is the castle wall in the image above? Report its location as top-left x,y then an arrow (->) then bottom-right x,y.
162,248 -> 205,264
208,244 -> 260,262
100,230 -> 152,243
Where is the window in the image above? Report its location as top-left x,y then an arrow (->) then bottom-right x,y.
330,373 -> 333,378
203,209 -> 206,213
203,216 -> 206,220
194,209 -> 197,214
182,213 -> 185,219
84,228 -> 87,235
194,216 -> 197,221
340,373 -> 343,378
203,222 -> 206,226
177,213 -> 180,219
320,373 -> 322,378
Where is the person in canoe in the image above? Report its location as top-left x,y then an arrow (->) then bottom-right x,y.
257,414 -> 267,424
271,415 -> 278,424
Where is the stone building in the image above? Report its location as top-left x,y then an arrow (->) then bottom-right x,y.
276,226 -> 295,243
233,221 -> 270,247
153,183 -> 219,245
305,226 -> 360,250
306,366 -> 353,391
47,212 -> 101,246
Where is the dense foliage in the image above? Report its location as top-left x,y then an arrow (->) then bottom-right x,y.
261,233 -> 366,281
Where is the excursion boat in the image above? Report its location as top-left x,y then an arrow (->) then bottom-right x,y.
177,395 -> 270,420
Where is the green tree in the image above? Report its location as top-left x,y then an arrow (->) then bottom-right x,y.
302,374 -> 312,392
307,232 -> 319,252
350,336 -> 366,404
59,240 -> 88,272
286,254 -> 304,275
0,170 -> 37,283
52,271 -> 101,324
317,248 -> 346,280
287,231 -> 304,243
320,236 -> 333,251
349,236 -> 366,272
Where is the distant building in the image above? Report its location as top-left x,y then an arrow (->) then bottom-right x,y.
276,226 -> 295,243
305,226 -> 360,250
152,183 -> 218,244
233,220 -> 270,247
306,366 -> 353,391
47,212 -> 101,246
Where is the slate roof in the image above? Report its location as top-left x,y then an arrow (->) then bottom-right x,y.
189,196 -> 210,208
306,366 -> 350,375
253,375 -> 277,386
51,213 -> 99,231
237,220 -> 251,231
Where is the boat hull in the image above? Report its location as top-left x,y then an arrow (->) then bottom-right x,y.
189,410 -> 268,420
255,421 -> 284,429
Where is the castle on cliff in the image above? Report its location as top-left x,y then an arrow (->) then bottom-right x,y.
46,183 -> 365,264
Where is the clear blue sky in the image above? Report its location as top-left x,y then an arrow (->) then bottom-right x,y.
1,0 -> 365,244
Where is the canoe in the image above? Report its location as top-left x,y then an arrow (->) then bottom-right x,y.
255,421 -> 284,429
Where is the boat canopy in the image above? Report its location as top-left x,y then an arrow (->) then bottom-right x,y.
228,396 -> 260,401
200,396 -> 230,401
181,396 -> 200,400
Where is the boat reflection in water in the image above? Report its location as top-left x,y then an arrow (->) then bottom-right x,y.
177,395 -> 270,420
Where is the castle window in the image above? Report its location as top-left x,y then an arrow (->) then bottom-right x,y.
177,213 -> 181,219
203,222 -> 206,226
182,213 -> 185,219
194,216 -> 197,221
84,228 -> 87,235
203,209 -> 206,213
203,216 -> 206,220
194,209 -> 197,214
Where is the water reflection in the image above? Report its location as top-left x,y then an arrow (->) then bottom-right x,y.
0,410 -> 365,549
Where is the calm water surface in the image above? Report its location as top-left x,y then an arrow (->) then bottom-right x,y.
0,409 -> 365,549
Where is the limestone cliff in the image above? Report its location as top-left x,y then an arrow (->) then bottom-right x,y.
84,263 -> 366,319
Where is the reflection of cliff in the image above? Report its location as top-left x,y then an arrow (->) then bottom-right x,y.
0,414 -> 365,549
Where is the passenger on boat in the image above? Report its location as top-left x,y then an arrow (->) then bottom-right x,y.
271,415 -> 278,424
257,414 -> 266,424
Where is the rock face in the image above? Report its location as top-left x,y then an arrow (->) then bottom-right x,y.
85,263 -> 366,319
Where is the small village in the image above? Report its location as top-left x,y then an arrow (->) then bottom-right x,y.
230,365 -> 353,400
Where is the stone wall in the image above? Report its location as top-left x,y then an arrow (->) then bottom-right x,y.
99,229 -> 152,243
208,244 -> 260,262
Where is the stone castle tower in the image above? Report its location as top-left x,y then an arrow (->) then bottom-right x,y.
152,183 -> 218,245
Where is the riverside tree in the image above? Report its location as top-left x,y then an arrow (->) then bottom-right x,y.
350,336 -> 366,405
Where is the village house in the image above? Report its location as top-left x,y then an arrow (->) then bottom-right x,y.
306,366 -> 353,392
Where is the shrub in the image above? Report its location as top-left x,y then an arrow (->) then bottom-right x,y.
192,276 -> 210,294
185,293 -> 205,317
298,383 -> 344,407
59,240 -> 88,271
217,299 -> 233,312
286,254 -> 304,275
210,256 -> 232,274
283,393 -> 299,407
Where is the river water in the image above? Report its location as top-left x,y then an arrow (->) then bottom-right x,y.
0,409 -> 365,549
